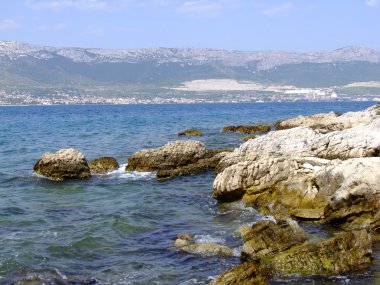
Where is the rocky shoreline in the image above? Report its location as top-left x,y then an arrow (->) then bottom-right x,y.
32,104 -> 380,284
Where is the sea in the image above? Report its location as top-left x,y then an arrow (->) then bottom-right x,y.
0,101 -> 379,285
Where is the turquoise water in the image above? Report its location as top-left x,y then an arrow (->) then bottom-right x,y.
0,102 -> 378,284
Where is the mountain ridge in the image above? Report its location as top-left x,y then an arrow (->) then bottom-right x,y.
1,40 -> 380,71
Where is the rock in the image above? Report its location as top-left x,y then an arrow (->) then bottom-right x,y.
240,135 -> 256,141
216,127 -> 320,173
177,129 -> 203,136
127,141 -> 232,179
126,140 -> 208,172
156,150 -> 230,180
222,124 -> 271,135
241,219 -> 307,261
213,156 -> 328,205
174,234 -> 233,257
33,148 -> 90,181
275,105 -> 378,133
311,118 -> 380,159
267,229 -> 372,275
209,262 -> 269,285
213,230 -> 371,284
88,157 -> 119,174
319,157 -> 380,230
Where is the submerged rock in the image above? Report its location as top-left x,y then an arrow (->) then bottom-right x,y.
174,234 -> 233,257
127,140 -> 231,179
222,124 -> 271,135
33,148 -> 90,181
88,157 -> 119,174
177,129 -> 203,136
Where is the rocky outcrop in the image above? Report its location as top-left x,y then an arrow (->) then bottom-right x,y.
268,229 -> 372,275
127,141 -> 231,179
33,148 -> 90,181
174,234 -> 233,257
209,262 -> 269,285
88,157 -> 119,174
222,124 -> 271,135
177,129 -> 203,136
241,219 -> 308,261
275,105 -> 378,133
212,229 -> 371,284
214,107 -> 380,225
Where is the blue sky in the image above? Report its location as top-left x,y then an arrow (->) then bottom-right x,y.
0,0 -> 379,51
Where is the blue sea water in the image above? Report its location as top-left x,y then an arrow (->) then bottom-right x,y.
0,101 -> 378,284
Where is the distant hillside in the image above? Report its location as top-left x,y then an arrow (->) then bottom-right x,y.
0,41 -> 380,91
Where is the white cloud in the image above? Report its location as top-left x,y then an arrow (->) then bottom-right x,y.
38,22 -> 66,31
26,0 -> 108,10
0,19 -> 17,30
261,2 -> 293,17
179,1 -> 222,17
86,25 -> 105,36
365,0 -> 379,7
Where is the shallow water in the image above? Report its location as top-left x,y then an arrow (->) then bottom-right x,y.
0,102 -> 378,284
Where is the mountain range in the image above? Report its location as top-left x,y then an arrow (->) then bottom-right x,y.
1,41 -> 380,95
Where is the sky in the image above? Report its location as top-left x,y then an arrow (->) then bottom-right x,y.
0,0 -> 379,51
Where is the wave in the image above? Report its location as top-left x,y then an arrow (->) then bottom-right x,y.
95,164 -> 155,181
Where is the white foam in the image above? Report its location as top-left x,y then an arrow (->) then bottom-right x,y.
95,164 -> 155,181
194,234 -> 225,244
232,246 -> 242,257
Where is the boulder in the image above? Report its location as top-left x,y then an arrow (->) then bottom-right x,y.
174,234 -> 233,257
241,219 -> 308,261
33,148 -> 90,181
127,140 -> 231,179
177,129 -> 203,136
222,124 -> 271,135
88,157 -> 119,174
126,140 -> 208,172
275,105 -> 378,133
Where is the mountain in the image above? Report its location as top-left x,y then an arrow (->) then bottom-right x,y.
0,41 -> 380,97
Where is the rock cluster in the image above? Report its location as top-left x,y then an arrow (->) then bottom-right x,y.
211,105 -> 380,284
126,140 -> 231,179
34,149 -> 119,180
213,106 -> 380,230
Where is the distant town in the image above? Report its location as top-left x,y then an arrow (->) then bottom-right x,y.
0,87 -> 379,105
